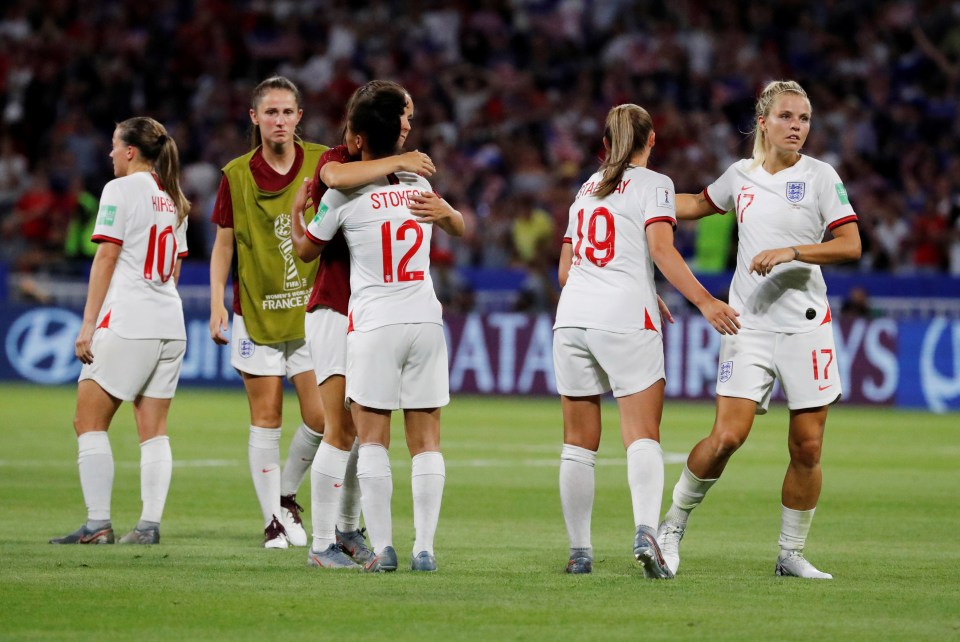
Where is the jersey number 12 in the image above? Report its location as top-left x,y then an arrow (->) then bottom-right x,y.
381,220 -> 424,283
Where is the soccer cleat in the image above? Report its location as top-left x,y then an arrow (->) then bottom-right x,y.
656,519 -> 685,576
411,551 -> 438,572
362,545 -> 398,573
336,527 -> 375,565
118,526 -> 160,545
308,543 -> 360,569
49,524 -> 115,545
279,495 -> 308,547
263,515 -> 289,549
565,554 -> 593,574
633,524 -> 674,579
776,550 -> 833,579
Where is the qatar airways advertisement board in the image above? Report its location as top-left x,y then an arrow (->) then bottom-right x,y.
1,306 -> 958,412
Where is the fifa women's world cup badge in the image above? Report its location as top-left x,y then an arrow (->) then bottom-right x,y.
274,213 -> 304,291
786,182 -> 805,203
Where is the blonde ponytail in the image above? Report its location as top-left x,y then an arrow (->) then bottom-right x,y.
750,80 -> 810,169
595,104 -> 653,198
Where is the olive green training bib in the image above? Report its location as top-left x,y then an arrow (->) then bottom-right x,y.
224,141 -> 327,344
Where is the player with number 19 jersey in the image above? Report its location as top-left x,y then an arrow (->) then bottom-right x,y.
91,172 -> 188,340
555,165 -> 676,333
305,172 -> 440,330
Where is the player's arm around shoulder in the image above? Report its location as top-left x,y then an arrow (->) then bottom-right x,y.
410,179 -> 465,237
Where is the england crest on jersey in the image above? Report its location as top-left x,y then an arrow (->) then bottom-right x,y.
719,360 -> 733,383
786,182 -> 805,203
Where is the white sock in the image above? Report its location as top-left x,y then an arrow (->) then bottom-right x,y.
310,441 -> 350,551
139,435 -> 172,524
356,443 -> 392,553
664,465 -> 718,527
559,444 -> 596,554
281,422 -> 323,497
411,451 -> 445,556
337,439 -> 362,533
626,439 -> 664,530
78,431 -> 113,525
248,425 -> 282,526
779,505 -> 816,553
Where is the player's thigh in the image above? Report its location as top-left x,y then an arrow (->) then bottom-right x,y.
305,306 -> 348,385
616,379 -> 665,447
403,408 -> 441,455
132,395 -> 174,442
553,327 -> 609,397
241,372 -> 285,427
716,328 -> 778,414
587,327 -> 664,398
775,324 -> 843,411
560,394 -> 603,451
79,329 -> 163,402
347,326 -> 403,410
398,324 -> 449,410
291,369 -> 324,430
320,375 -> 355,449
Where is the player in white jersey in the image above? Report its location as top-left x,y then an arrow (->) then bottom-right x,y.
294,82 -> 464,573
553,104 -> 740,577
51,117 -> 191,546
658,81 -> 862,580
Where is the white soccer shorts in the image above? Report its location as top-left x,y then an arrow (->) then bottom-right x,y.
716,323 -> 842,414
346,323 -> 449,410
79,328 -> 185,401
229,314 -> 313,380
553,326 -> 665,398
305,306 -> 348,385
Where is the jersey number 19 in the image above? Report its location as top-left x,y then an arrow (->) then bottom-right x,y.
573,207 -> 616,267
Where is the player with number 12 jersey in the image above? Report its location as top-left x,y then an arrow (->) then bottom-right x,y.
93,172 -> 187,339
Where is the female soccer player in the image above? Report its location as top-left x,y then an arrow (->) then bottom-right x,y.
50,117 -> 190,545
294,81 -> 464,572
294,81 -> 436,569
553,104 -> 740,576
209,76 -> 328,548
657,80 -> 861,579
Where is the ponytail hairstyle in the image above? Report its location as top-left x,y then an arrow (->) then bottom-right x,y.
595,104 -> 653,198
249,76 -> 302,149
116,117 -> 190,225
750,80 -> 810,169
340,80 -> 409,146
346,80 -> 408,158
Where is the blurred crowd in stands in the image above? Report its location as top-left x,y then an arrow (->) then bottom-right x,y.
1,0 -> 959,311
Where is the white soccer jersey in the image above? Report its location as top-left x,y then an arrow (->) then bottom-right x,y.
91,171 -> 188,340
306,172 -> 441,331
704,155 -> 857,333
555,165 -> 677,333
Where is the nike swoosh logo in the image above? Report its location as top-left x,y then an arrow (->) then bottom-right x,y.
300,458 -> 313,462
818,385 -> 833,391
333,483 -> 343,488
741,185 -> 753,191
261,468 -> 273,473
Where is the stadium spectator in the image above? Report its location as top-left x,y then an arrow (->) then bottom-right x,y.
208,77 -> 325,550
297,82 -> 464,573
658,80 -> 862,580
50,116 -> 190,546
553,103 -> 739,576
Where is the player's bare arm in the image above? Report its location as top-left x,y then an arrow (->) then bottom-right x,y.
557,242 -> 573,287
321,151 -> 435,189
76,241 -> 121,364
750,221 -> 862,276
410,192 -> 465,236
291,178 -> 323,263
646,221 -> 740,335
675,192 -> 719,220
209,225 -> 234,345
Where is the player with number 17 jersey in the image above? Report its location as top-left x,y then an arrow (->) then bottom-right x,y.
555,165 -> 676,334
305,172 -> 440,331
92,172 -> 188,340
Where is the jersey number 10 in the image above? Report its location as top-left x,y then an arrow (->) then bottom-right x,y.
381,220 -> 425,283
143,224 -> 178,283
573,207 -> 616,267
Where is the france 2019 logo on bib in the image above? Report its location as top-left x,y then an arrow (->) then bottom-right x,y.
786,182 -> 805,203
239,339 -> 255,358
719,360 -> 733,383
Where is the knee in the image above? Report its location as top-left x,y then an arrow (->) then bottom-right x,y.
789,437 -> 822,468
710,430 -> 747,459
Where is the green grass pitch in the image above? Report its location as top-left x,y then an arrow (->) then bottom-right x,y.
1,383 -> 958,641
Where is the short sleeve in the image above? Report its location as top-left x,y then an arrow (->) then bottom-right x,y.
642,174 -> 678,228
704,162 -> 738,213
817,164 -> 858,230
562,204 -> 576,243
312,145 -> 353,204
91,180 -> 126,245
210,175 -> 233,228
307,188 -> 350,244
176,219 -> 189,258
